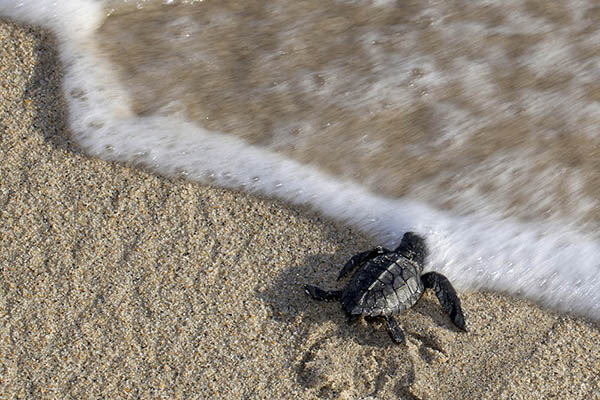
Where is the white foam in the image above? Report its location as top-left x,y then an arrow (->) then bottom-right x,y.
0,0 -> 103,39
2,0 -> 600,320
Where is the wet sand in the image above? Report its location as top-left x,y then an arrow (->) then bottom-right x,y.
1,20 -> 599,400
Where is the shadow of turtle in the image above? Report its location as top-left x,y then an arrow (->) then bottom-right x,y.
256,252 -> 401,348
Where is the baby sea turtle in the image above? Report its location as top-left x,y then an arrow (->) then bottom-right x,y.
304,232 -> 466,344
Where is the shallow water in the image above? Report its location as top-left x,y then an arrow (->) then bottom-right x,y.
98,0 -> 600,224
2,0 -> 600,318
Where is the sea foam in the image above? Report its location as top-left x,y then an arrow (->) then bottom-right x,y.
2,0 -> 600,319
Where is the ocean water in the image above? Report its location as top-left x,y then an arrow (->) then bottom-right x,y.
2,0 -> 600,319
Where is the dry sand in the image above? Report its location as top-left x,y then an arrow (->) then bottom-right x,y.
1,20 -> 599,400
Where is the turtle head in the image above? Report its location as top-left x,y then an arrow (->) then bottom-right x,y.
395,232 -> 427,271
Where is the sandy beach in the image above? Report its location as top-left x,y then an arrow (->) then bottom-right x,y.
1,19 -> 599,400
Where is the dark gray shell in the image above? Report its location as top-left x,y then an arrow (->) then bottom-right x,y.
342,253 -> 424,317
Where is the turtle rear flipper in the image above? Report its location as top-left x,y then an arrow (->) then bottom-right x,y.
384,316 -> 405,344
304,285 -> 343,302
421,272 -> 467,331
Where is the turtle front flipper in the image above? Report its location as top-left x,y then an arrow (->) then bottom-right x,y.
304,285 -> 343,302
421,272 -> 467,331
384,316 -> 406,344
337,246 -> 389,281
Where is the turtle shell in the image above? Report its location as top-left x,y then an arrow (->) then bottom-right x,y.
342,253 -> 424,317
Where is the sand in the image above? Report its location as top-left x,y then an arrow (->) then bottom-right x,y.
1,20 -> 599,400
